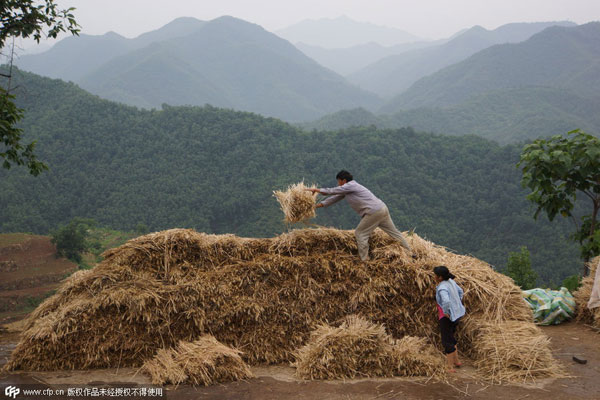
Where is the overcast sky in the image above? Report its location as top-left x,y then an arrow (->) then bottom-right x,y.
19,0 -> 600,48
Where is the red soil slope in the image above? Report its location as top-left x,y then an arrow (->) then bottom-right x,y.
0,235 -> 77,320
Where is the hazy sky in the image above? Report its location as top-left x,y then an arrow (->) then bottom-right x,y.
20,0 -> 600,47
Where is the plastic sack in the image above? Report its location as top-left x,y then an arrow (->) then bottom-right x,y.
588,259 -> 600,309
522,287 -> 576,325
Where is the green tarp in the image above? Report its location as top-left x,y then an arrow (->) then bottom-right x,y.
522,287 -> 576,325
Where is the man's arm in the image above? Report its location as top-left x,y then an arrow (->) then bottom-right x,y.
319,184 -> 353,196
319,194 -> 345,208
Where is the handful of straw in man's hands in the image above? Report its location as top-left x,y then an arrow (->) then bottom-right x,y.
273,182 -> 319,223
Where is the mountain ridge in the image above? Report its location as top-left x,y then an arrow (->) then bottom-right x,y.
275,15 -> 421,48
17,16 -> 382,121
301,87 -> 600,144
15,17 -> 206,82
348,21 -> 576,98
384,22 -> 600,111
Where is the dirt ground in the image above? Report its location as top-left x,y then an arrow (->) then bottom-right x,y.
1,321 -> 598,400
0,234 -> 77,318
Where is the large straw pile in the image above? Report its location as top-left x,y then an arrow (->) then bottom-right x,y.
5,228 -> 562,383
574,257 -> 600,328
142,336 -> 253,386
294,315 -> 444,380
273,182 -> 317,223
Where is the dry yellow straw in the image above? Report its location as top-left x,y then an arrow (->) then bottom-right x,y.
5,228 -> 564,384
273,181 -> 318,223
574,256 -> 600,328
142,336 -> 253,386
294,315 -> 444,380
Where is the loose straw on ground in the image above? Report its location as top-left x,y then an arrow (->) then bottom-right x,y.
142,336 -> 252,386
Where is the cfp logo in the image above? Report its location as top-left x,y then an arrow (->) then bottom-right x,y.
4,386 -> 20,399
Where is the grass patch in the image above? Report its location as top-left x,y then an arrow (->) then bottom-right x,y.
22,290 -> 57,313
85,227 -> 139,265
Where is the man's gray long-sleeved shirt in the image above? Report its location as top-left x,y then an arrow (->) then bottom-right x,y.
319,180 -> 385,217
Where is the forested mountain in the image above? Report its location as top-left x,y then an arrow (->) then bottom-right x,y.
348,21 -> 575,98
295,40 -> 442,76
16,17 -> 206,82
1,69 -> 580,285
386,22 -> 600,110
15,16 -> 380,122
275,15 -> 421,48
302,87 -> 600,144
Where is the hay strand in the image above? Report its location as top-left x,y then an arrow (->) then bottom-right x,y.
574,257 -> 600,328
141,336 -> 253,386
273,182 -> 317,223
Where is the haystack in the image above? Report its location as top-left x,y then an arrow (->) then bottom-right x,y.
142,336 -> 252,386
294,315 -> 444,380
574,257 -> 600,328
294,315 -> 398,380
273,182 -> 317,223
5,228 -> 562,383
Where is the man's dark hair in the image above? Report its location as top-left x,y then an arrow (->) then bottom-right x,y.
336,170 -> 353,182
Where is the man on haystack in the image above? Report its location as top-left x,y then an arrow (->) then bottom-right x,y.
306,170 -> 413,261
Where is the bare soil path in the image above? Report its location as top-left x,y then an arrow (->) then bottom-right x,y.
1,321 -> 598,399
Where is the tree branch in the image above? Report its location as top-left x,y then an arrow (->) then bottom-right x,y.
581,189 -> 596,202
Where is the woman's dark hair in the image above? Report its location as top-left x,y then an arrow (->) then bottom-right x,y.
336,170 -> 353,182
433,265 -> 455,280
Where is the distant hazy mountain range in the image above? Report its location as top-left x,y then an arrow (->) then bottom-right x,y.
348,21 -> 575,98
17,17 -> 206,82
385,22 -> 600,110
275,15 -> 422,48
14,15 -> 598,142
303,22 -> 600,144
302,88 -> 600,144
16,16 -> 381,121
295,40 -> 444,76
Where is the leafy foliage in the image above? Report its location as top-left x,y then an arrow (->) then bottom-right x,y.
519,130 -> 600,262
0,88 -> 47,174
1,0 -> 79,174
81,226 -> 138,268
51,218 -> 95,263
0,0 -> 79,48
561,275 -> 581,293
506,246 -> 537,289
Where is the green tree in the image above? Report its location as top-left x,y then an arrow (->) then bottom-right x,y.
51,218 -> 95,263
1,0 -> 79,175
561,275 -> 581,293
135,223 -> 149,235
518,130 -> 600,269
506,246 -> 538,289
